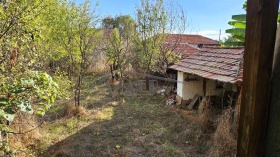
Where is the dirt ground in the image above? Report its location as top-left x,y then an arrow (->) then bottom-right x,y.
24,75 -> 207,157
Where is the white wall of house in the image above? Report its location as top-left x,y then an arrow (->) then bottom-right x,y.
182,75 -> 203,100
177,72 -> 203,100
177,71 -> 238,102
177,71 -> 184,98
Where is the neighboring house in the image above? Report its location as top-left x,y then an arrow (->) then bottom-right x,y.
162,34 -> 220,57
170,46 -> 244,106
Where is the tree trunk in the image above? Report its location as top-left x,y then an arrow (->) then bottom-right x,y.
74,74 -> 82,107
265,26 -> 280,156
146,62 -> 151,91
145,76 -> 150,91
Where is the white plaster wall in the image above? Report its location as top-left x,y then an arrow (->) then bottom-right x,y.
182,75 -> 203,100
177,71 -> 184,98
177,71 -> 237,101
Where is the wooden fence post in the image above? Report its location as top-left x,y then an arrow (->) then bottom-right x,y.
237,0 -> 279,156
265,23 -> 280,156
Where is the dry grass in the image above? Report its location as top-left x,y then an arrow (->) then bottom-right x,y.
8,74 -> 239,157
9,113 -> 43,156
193,97 -> 216,153
198,97 -> 216,133
208,108 -> 237,157
190,97 -> 238,155
174,108 -> 198,123
42,95 -> 200,156
37,76 -> 203,157
61,102 -> 87,117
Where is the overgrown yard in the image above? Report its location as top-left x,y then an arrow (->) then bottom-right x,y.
18,75 -> 209,156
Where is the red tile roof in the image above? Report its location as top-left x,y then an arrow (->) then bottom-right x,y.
170,47 -> 244,84
165,34 -> 219,45
161,42 -> 200,56
163,34 -> 219,56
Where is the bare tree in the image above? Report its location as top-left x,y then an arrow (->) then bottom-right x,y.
157,1 -> 187,75
135,0 -> 187,89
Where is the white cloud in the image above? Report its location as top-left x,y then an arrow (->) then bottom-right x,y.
189,30 -> 229,41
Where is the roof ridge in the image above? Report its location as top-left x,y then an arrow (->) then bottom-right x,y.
166,34 -> 218,42
191,54 -> 243,60
202,46 -> 244,49
234,51 -> 244,81
185,43 -> 201,50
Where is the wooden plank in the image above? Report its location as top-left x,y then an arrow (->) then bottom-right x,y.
265,24 -> 280,156
188,94 -> 199,109
237,0 -> 279,156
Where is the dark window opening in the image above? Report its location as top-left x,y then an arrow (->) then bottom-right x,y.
216,81 -> 224,89
185,73 -> 198,81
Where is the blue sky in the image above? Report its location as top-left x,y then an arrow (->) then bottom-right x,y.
75,0 -> 246,40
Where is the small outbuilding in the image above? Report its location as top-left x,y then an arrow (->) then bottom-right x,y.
170,46 -> 244,107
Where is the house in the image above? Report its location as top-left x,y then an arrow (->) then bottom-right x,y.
170,46 -> 244,106
162,34 -> 220,57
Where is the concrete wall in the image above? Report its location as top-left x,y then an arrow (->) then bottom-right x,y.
205,79 -> 223,96
232,84 -> 238,92
205,80 -> 237,96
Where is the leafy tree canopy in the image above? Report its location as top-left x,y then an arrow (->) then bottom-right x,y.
225,1 -> 280,46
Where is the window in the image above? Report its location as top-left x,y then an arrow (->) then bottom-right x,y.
184,73 -> 198,81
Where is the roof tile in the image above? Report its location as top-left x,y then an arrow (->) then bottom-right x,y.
162,34 -> 219,57
165,34 -> 219,45
170,47 -> 244,84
